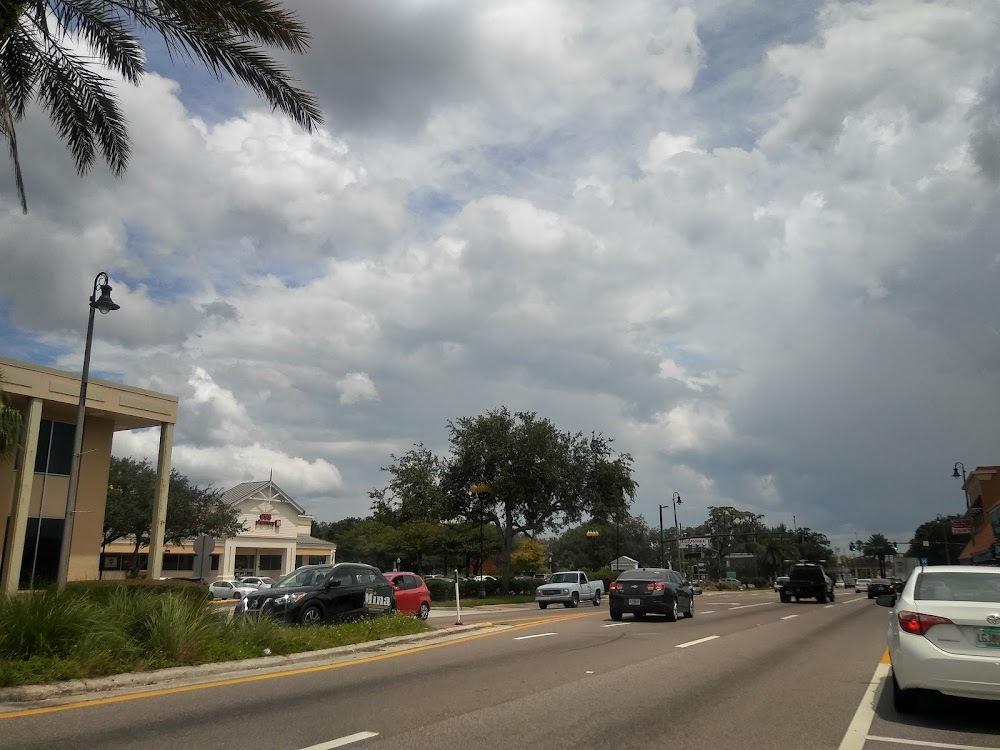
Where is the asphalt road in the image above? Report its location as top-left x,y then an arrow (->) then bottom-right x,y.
3,590 -> 999,750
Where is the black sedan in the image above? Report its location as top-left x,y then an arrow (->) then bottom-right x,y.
867,578 -> 896,600
237,562 -> 396,625
609,568 -> 694,622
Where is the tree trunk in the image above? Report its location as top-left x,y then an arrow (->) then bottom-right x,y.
500,505 -> 515,592
130,537 -> 142,579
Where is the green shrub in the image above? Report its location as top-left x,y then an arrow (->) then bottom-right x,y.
0,590 -> 97,660
65,578 -> 208,603
427,578 -> 456,602
137,593 -> 224,663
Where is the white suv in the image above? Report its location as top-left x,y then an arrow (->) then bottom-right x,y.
855,578 -> 871,593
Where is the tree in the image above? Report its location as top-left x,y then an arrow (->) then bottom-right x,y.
863,533 -> 896,579
705,506 -> 764,580
796,528 -> 836,565
0,0 -> 323,212
103,455 -> 243,576
444,408 -> 637,590
904,516 -> 967,565
757,526 -> 798,579
510,536 -> 547,575
0,370 -> 22,459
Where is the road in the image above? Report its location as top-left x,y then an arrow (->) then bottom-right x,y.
2,590 -> 999,750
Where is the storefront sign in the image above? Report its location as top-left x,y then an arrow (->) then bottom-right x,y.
951,518 -> 972,535
255,513 -> 281,529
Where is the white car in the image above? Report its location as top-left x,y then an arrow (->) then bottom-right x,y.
209,579 -> 257,600
240,576 -> 276,589
834,580 -> 845,589
855,578 -> 871,593
877,565 -> 1000,712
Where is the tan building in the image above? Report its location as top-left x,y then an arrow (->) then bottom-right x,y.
0,356 -> 177,593
102,480 -> 336,580
959,466 -> 1000,566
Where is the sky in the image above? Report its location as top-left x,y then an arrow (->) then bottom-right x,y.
2,0 -> 999,554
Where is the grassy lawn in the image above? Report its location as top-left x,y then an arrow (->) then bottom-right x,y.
433,594 -> 536,607
0,582 -> 431,688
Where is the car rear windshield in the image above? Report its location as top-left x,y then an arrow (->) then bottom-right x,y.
789,566 -> 824,581
617,569 -> 667,581
914,572 -> 1000,603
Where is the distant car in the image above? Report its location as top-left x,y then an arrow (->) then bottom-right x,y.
240,576 -> 276,589
855,578 -> 872,594
877,565 -> 1000,712
471,575 -> 497,582
868,578 -> 896,600
237,563 -> 396,625
780,563 -> 834,603
209,579 -> 257,600
609,568 -> 694,622
690,582 -> 704,595
774,576 -> 789,592
834,580 -> 845,589
384,571 -> 432,620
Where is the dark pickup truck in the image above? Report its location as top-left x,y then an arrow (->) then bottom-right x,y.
778,563 -> 835,603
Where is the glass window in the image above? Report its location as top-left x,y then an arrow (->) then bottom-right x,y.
258,555 -> 282,570
617,569 -> 667,580
308,555 -> 327,566
915,572 -> 1000,603
161,554 -> 195,571
33,420 -> 74,476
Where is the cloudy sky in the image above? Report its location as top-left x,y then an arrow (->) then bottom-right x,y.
3,0 -> 999,553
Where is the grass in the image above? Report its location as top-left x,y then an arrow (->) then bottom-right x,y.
0,582 -> 431,688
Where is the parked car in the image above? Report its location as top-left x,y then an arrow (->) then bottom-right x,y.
780,563 -> 834,603
384,571 -> 432,620
876,565 -> 1000,712
855,578 -> 872,594
609,568 -> 694,622
237,563 -> 396,625
774,576 -> 790,592
868,578 -> 896,600
535,570 -> 603,608
834,580 -> 845,589
240,576 -> 276,589
690,582 -> 704,595
209,579 -> 257,600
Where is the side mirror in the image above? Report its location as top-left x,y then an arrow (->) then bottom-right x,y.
876,594 -> 896,608
326,579 -> 341,588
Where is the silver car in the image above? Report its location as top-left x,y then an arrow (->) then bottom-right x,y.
208,579 -> 257,600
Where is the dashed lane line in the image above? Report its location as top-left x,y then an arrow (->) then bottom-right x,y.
863,737 -> 1000,749
728,602 -> 774,610
780,615 -> 798,620
513,632 -> 557,641
837,649 -> 891,750
300,732 -> 379,750
675,635 -> 720,649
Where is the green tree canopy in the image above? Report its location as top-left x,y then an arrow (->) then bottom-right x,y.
0,0 -> 323,211
863,533 -> 896,578
904,515 -> 968,565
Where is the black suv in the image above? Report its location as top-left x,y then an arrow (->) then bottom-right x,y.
237,562 -> 396,625
779,563 -> 835,603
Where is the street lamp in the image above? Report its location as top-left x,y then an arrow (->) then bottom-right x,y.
470,483 -> 491,598
658,504 -> 667,567
936,514 -> 952,565
671,492 -> 682,572
56,272 -> 120,590
952,461 -> 971,512
586,529 -> 600,570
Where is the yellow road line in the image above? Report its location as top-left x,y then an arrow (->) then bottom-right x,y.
881,648 -> 891,665
0,611 -> 598,720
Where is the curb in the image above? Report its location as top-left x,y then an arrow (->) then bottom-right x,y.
0,623 -> 494,705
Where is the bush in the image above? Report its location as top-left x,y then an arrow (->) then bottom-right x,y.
65,578 -> 209,603
0,590 -> 97,660
427,578 -> 456,602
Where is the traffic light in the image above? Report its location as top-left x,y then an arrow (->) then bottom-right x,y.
849,542 -> 856,551
892,541 -> 898,552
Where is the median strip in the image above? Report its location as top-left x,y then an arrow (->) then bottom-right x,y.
675,635 -> 719,649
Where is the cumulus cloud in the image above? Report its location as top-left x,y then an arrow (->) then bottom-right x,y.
4,1 -> 1000,550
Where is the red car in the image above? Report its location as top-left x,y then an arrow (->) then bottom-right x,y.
384,572 -> 432,620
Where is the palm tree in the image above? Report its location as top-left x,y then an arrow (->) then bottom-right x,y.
0,0 -> 323,211
758,530 -> 798,579
863,533 -> 896,578
0,371 -> 22,459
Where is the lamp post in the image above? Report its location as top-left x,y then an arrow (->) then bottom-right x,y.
586,529 -> 600,570
56,272 -> 120,590
952,462 -> 971,513
470,483 -> 491,598
936,514 -> 952,565
658,504 -> 667,567
671,492 -> 682,573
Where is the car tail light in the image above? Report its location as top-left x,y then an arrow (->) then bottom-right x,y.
646,582 -> 666,591
898,610 -> 953,636
610,582 -> 621,591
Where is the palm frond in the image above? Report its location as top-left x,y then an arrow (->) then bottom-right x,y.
46,0 -> 146,84
35,38 -> 130,175
0,89 -> 28,212
0,23 -> 40,118
150,0 -> 312,53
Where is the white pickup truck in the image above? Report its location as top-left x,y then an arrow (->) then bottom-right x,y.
535,570 -> 603,608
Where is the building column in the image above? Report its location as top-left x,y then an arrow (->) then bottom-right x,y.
1,398 -> 42,595
146,422 -> 174,580
282,543 -> 296,575
223,540 -> 236,579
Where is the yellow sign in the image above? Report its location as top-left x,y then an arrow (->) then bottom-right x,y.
470,483 -> 492,493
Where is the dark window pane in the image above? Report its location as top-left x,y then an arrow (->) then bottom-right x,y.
33,420 -> 53,473
46,421 -> 74,476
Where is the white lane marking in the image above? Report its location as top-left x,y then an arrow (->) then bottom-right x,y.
710,601 -> 740,605
865,737 -> 1000,749
513,632 -> 557,640
824,605 -> 835,609
837,661 -> 890,750
700,610 -> 715,614
780,615 -> 798,620
602,623 -> 629,627
675,635 -> 720,649
841,597 -> 867,604
728,602 -> 773,610
300,732 -> 379,750
586,670 -> 594,674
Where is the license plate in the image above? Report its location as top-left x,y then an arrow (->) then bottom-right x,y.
628,598 -> 640,606
977,627 -> 1000,648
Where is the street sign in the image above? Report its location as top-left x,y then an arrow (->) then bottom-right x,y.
951,518 -> 971,535
726,553 -> 754,559
920,557 -> 928,566
726,571 -> 736,579
679,537 -> 710,549
192,535 -> 214,581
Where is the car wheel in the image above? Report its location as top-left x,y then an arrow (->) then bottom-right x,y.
418,602 -> 430,620
665,599 -> 679,622
817,592 -> 827,604
539,602 -> 548,609
779,594 -> 790,603
892,670 -> 918,714
299,604 -> 324,626
684,598 -> 694,619
568,592 -> 579,608
610,609 -> 622,621
593,590 -> 601,606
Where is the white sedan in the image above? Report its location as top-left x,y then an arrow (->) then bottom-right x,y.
240,576 -> 276,589
208,579 -> 257,600
877,565 -> 1000,712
